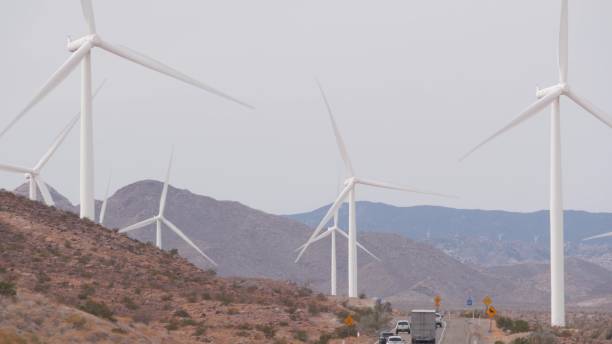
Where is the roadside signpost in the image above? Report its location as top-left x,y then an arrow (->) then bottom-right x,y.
486,304 -> 497,333
343,315 -> 355,343
482,295 -> 492,307
486,305 -> 497,318
467,296 -> 474,319
344,315 -> 354,327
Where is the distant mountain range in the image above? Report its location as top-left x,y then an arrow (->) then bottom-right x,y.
287,202 -> 612,271
10,181 -> 612,310
286,201 -> 612,245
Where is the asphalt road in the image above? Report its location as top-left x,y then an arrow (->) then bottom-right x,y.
379,315 -> 489,344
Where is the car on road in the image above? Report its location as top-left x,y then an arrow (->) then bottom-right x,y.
378,331 -> 396,344
435,312 -> 443,328
395,320 -> 411,335
387,336 -> 406,344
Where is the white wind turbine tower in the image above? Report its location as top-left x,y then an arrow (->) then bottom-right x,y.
0,0 -> 252,220
295,210 -> 381,296
296,81 -> 449,298
0,81 -> 106,206
459,0 -> 612,327
118,150 -> 217,266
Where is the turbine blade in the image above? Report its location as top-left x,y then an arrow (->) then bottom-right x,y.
333,209 -> 339,227
459,87 -> 563,161
80,0 -> 97,34
159,148 -> 174,215
0,163 -> 32,174
97,40 -> 253,109
334,229 -> 381,261
559,0 -> 568,82
34,176 -> 54,206
566,90 -> 612,129
0,42 -> 91,139
34,79 -> 108,172
118,217 -> 157,233
357,178 -> 454,198
583,232 -> 612,241
161,217 -> 218,266
99,172 -> 112,224
356,241 -> 381,261
294,229 -> 334,252
315,79 -> 354,176
295,182 -> 353,263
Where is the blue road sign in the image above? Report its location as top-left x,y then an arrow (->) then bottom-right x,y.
467,297 -> 473,306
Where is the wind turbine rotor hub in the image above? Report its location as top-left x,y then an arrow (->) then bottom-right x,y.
66,34 -> 99,52
560,83 -> 570,93
535,84 -> 566,99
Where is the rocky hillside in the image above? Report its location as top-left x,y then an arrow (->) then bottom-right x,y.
10,181 -> 612,311
485,257 -> 612,309
0,191 -> 358,343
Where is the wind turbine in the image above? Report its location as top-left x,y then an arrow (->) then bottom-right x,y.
459,0 -> 612,327
98,171 -> 112,225
0,1 -> 252,220
296,80 -> 449,298
118,150 -> 217,266
295,210 -> 381,296
0,81 -> 106,206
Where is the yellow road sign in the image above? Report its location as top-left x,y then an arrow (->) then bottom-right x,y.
482,295 -> 492,306
344,315 -> 355,327
486,305 -> 497,318
434,295 -> 441,306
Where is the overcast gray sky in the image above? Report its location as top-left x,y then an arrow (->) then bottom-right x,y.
1,1 -> 611,215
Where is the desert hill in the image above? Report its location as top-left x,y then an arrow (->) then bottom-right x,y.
0,191 -> 355,343
96,181 -> 518,306
10,181 -> 612,311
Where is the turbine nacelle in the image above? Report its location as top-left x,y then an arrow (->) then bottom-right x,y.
536,84 -> 568,99
66,34 -> 101,52
344,177 -> 356,187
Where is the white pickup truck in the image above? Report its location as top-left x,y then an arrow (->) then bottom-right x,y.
394,319 -> 411,335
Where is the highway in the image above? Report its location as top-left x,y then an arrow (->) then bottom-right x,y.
377,315 -> 489,344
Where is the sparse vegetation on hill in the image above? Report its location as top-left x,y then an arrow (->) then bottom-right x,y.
491,312 -> 612,344
496,316 -> 530,333
0,191 -> 367,343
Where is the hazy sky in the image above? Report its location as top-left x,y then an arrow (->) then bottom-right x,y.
1,1 -> 612,215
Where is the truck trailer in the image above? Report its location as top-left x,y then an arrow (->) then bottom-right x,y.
410,309 -> 437,344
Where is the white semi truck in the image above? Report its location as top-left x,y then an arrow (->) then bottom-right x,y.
410,309 -> 437,344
